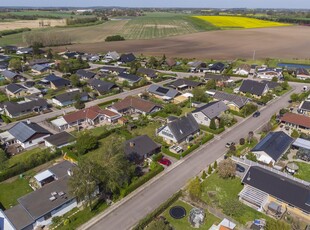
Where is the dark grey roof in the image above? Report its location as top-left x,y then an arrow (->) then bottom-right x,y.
251,131 -> 294,161
300,101 -> 310,111
242,166 -> 310,213
192,101 -> 228,119
118,72 -> 141,83
147,84 -> 179,99
28,59 -> 50,66
6,83 -> 26,94
205,74 -> 230,81
44,132 -> 75,147
31,64 -> 49,72
169,79 -> 203,89
208,62 -> 225,71
1,70 -> 19,79
239,80 -> 268,96
89,79 -> 117,94
137,67 -> 157,78
100,66 -> 126,73
76,69 -> 96,79
18,176 -> 74,220
17,47 -> 33,53
53,91 -> 88,103
3,99 -> 49,117
261,80 -> 280,90
120,53 -> 136,63
8,121 -> 50,143
213,91 -> 250,108
4,204 -> 34,230
124,135 -> 161,160
296,68 -> 310,76
167,114 -> 199,142
51,78 -> 71,88
48,161 -> 76,179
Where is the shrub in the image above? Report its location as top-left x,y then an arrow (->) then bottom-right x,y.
0,28 -> 31,36
209,118 -> 217,130
201,170 -> 207,179
105,35 -> 125,42
213,160 -> 217,169
218,159 -> 236,179
239,138 -> 245,145
208,165 -> 212,174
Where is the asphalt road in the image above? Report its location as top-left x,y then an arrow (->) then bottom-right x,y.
79,83 -> 304,230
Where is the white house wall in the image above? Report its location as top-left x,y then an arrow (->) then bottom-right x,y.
0,210 -> 16,230
19,134 -> 51,149
192,111 -> 210,127
252,151 -> 275,165
158,126 -> 177,143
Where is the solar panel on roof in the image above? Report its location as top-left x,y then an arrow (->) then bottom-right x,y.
156,87 -> 169,94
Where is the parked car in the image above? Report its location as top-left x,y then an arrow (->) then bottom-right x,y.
253,111 -> 261,117
236,164 -> 245,172
158,158 -> 172,166
225,142 -> 235,148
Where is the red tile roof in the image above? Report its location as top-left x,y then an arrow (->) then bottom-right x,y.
112,96 -> 160,113
281,113 -> 310,129
63,105 -> 118,123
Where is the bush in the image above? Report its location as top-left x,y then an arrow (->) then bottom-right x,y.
0,28 -> 31,37
66,17 -> 98,25
199,125 -> 225,134
201,170 -> 207,179
105,35 -> 125,42
208,165 -> 212,174
239,138 -> 245,145
162,146 -> 181,160
213,160 -> 217,169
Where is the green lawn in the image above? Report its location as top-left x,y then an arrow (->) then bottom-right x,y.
132,121 -> 162,139
0,177 -> 32,209
161,200 -> 220,230
294,162 -> 310,182
201,173 -> 271,224
5,148 -> 42,168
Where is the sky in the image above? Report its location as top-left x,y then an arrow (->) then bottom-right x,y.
0,0 -> 310,9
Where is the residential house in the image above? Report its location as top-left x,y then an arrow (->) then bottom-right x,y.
5,83 -> 27,98
103,51 -> 120,62
137,67 -> 157,80
82,53 -> 100,62
213,91 -> 250,111
280,113 -> 310,134
188,61 -> 207,73
110,96 -> 162,115
169,79 -> 203,91
147,84 -> 179,101
2,161 -> 78,229
51,105 -> 121,130
0,54 -> 10,62
239,80 -> 269,98
251,131 -> 294,165
261,80 -> 280,90
100,66 -> 126,75
205,74 -> 230,87
16,47 -> 33,55
0,61 -> 8,71
44,132 -> 76,149
31,64 -> 49,75
42,74 -> 71,90
205,62 -> 226,74
157,114 -> 200,144
249,65 -> 258,77
299,100 -> 310,116
119,53 -> 136,63
3,45 -> 17,53
191,101 -> 228,127
76,69 -> 96,80
52,91 -> 88,107
117,72 -> 141,86
1,70 -> 25,82
296,68 -> 310,80
292,138 -> 310,151
28,59 -> 51,66
240,166 -> 310,221
165,58 -> 177,68
234,64 -> 251,76
124,135 -> 161,163
256,67 -> 282,80
89,79 -> 119,95
0,98 -> 49,118
62,51 -> 83,59
0,121 -> 51,149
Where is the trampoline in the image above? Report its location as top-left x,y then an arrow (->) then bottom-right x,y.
169,206 -> 186,219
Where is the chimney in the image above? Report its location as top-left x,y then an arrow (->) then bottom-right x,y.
129,142 -> 135,148
27,119 -> 31,124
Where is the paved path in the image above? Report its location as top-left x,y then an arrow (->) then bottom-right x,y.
79,83 -> 303,230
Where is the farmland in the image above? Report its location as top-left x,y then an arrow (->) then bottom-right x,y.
194,16 -> 290,29
0,19 -> 66,30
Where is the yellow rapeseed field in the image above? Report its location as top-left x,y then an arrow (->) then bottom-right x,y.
194,16 -> 290,29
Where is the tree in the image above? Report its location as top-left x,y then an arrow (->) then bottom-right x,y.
246,152 -> 257,162
192,87 -> 209,103
291,129 -> 300,138
208,165 -> 212,174
219,117 -> 225,129
163,104 -> 182,116
265,220 -> 290,230
122,80 -> 129,88
148,56 -> 158,68
32,42 -> 43,55
69,158 -> 100,210
262,122 -> 272,133
70,74 -> 81,87
205,79 -> 216,90
213,160 -> 217,169
147,218 -> 172,230
247,131 -> 254,143
271,76 -> 278,82
239,138 -> 245,145
138,78 -> 148,87
8,58 -> 22,71
220,113 -> 234,127
47,49 -> 53,59
222,199 -> 245,218
201,170 -> 207,179
0,149 -> 8,171
187,177 -> 202,200
218,159 -> 236,179
281,81 -> 289,90
240,103 -> 258,117
209,118 -> 217,130
74,96 -> 85,109
290,93 -> 299,102
75,131 -> 98,155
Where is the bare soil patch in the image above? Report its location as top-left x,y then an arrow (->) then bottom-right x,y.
54,26 -> 310,60
0,19 -> 66,30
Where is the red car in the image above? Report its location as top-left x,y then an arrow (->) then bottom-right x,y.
158,158 -> 172,166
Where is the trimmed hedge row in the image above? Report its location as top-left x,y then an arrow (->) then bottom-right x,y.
120,164 -> 164,197
162,146 -> 181,160
199,125 -> 225,134
181,134 -> 214,158
132,190 -> 182,230
0,28 -> 31,37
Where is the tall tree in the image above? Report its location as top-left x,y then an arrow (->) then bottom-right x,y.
209,118 -> 217,130
187,177 -> 202,200
147,218 -> 172,230
192,87 -> 209,103
70,74 -> 81,87
75,131 -> 98,155
218,159 -> 236,179
9,58 -> 22,71
0,149 -> 8,171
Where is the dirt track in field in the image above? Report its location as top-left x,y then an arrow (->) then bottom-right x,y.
54,26 -> 310,59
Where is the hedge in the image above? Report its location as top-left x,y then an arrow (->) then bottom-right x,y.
0,28 -> 31,37
162,146 -> 181,160
120,164 -> 164,197
133,190 -> 182,230
181,134 -> 214,158
228,109 -> 245,118
199,125 -> 225,134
